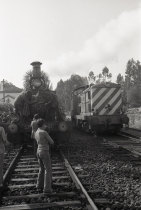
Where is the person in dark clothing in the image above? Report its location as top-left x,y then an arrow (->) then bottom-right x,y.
31,114 -> 40,155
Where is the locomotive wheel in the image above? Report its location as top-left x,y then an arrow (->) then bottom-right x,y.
59,121 -> 68,132
83,122 -> 89,133
8,123 -> 18,134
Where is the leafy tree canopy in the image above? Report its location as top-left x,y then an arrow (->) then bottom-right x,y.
127,86 -> 141,108
88,71 -> 96,84
125,58 -> 141,88
56,74 -> 88,112
116,73 -> 127,105
116,73 -> 124,85
124,58 -> 141,107
88,66 -> 112,85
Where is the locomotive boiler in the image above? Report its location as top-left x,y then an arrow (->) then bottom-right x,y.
71,83 -> 129,134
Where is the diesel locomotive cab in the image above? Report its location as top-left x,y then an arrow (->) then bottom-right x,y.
8,61 -> 70,144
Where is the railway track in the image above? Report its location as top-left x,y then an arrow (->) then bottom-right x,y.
0,146 -> 99,210
120,127 -> 141,139
3,146 -> 23,186
61,130 -> 141,209
2,130 -> 141,209
103,133 -> 141,164
105,133 -> 141,157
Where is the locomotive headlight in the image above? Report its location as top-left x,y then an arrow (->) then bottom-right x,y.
31,79 -> 42,88
59,121 -> 68,132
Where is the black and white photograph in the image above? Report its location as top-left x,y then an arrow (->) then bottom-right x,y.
0,0 -> 141,209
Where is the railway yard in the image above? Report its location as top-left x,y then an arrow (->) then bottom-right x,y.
0,0 -> 140,208
0,0 -> 141,207
0,128 -> 141,210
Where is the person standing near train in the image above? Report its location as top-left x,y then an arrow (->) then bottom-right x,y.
31,114 -> 40,154
35,119 -> 54,193
0,126 -> 9,188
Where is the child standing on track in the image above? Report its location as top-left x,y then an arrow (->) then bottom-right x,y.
35,119 -> 54,193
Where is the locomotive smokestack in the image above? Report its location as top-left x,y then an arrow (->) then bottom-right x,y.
31,61 -> 42,77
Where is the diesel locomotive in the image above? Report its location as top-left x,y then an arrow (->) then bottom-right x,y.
71,83 -> 129,134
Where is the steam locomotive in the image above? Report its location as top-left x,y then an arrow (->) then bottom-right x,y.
71,83 -> 129,134
7,62 -> 70,144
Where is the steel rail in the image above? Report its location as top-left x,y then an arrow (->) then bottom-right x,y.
104,134 -> 141,158
119,130 -> 141,139
1,148 -> 96,210
3,146 -> 24,185
62,153 -> 98,210
126,127 -> 141,132
118,134 -> 141,157
1,146 -> 98,210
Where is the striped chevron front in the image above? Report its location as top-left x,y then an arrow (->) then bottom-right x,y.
91,86 -> 122,115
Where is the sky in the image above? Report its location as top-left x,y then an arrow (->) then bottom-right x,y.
0,0 -> 141,89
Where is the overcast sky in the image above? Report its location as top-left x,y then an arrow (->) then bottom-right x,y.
0,0 -> 141,88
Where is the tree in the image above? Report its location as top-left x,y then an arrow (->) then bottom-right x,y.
56,75 -> 88,112
108,73 -> 112,81
102,66 -> 112,82
70,74 -> 88,88
116,73 -> 124,85
56,79 -> 65,109
127,86 -> 141,107
88,71 -> 96,84
102,66 -> 109,77
89,67 -> 112,84
116,73 -> 127,105
95,73 -> 102,84
125,58 -> 141,88
125,59 -> 141,107
116,73 -> 125,90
